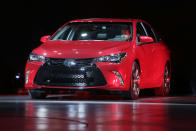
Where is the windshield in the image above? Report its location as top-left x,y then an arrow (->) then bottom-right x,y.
51,22 -> 133,41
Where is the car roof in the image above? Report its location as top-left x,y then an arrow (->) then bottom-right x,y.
69,18 -> 144,23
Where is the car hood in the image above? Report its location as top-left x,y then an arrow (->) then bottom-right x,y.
33,40 -> 131,59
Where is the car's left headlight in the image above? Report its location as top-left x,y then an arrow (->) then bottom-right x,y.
29,52 -> 46,62
95,53 -> 127,63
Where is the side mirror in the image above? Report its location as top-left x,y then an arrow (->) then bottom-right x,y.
139,36 -> 154,43
40,35 -> 51,43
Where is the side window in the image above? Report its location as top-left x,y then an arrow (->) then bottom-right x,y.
142,23 -> 158,42
136,22 -> 147,42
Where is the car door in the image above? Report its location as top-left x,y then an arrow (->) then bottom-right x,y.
142,22 -> 166,86
135,22 -> 157,88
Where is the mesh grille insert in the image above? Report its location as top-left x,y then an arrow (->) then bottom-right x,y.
34,58 -> 107,87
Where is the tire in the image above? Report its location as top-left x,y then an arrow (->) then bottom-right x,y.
28,89 -> 47,99
154,63 -> 171,96
124,61 -> 141,100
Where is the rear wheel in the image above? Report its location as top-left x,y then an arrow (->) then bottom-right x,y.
124,61 -> 141,100
155,63 -> 171,96
28,89 -> 47,99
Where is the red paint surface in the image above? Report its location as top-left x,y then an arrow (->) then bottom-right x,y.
25,18 -> 170,91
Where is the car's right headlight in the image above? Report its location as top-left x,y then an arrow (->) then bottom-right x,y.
29,52 -> 45,62
95,53 -> 127,63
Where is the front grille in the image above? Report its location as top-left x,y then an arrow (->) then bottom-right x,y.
34,58 -> 107,87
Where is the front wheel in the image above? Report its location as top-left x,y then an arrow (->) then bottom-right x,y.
124,61 -> 141,100
154,63 -> 171,96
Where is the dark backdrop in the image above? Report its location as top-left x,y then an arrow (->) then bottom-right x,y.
1,0 -> 196,95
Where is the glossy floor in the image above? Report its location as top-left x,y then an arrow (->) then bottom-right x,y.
0,95 -> 196,131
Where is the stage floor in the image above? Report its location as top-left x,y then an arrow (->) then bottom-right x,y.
0,95 -> 196,131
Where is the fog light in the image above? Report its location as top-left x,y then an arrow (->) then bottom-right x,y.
25,70 -> 30,84
112,71 -> 124,85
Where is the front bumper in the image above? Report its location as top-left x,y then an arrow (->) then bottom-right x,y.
25,57 -> 131,91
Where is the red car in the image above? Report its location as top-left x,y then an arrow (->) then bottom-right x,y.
25,18 -> 171,99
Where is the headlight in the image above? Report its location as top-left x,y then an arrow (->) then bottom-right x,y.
95,53 -> 127,63
29,52 -> 45,62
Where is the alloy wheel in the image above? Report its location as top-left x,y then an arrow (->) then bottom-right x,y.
130,62 -> 140,99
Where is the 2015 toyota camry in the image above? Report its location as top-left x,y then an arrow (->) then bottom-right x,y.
25,18 -> 171,99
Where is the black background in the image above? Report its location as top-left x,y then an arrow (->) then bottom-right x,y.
1,0 -> 196,95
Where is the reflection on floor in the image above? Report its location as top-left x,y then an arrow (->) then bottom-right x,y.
0,95 -> 196,131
